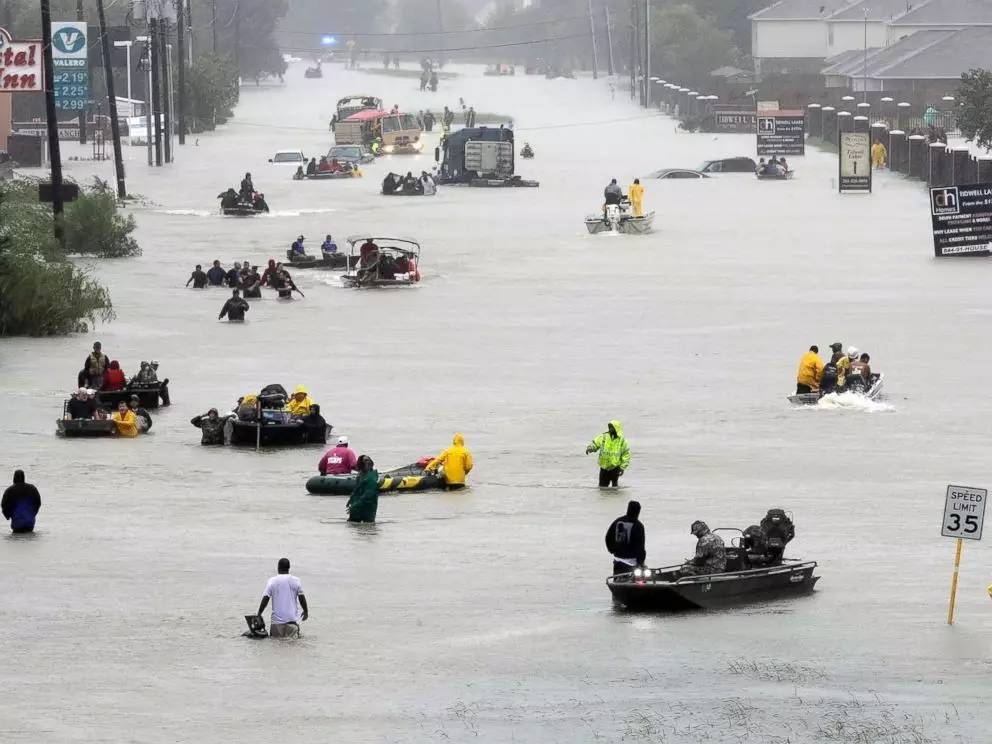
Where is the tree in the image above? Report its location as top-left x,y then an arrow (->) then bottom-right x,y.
185,54 -> 239,132
649,4 -> 739,89
957,69 -> 992,151
215,0 -> 289,82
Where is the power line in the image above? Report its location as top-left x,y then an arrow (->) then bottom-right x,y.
276,15 -> 589,38
275,32 -> 591,56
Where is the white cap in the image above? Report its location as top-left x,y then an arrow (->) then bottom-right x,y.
337,436 -> 348,445
847,346 -> 859,357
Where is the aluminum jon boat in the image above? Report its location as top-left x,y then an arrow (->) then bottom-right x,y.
585,206 -> 655,235
787,372 -> 884,405
607,559 -> 819,611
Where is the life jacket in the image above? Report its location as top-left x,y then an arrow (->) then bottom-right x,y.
88,352 -> 108,374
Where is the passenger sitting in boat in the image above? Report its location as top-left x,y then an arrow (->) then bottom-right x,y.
219,289 -> 250,321
252,193 -> 270,213
218,188 -> 238,209
321,235 -> 337,254
848,352 -> 871,392
318,436 -> 358,475
360,239 -> 379,267
420,171 -> 436,195
236,394 -> 259,421
778,157 -> 789,172
317,156 -> 331,173
102,360 -> 127,391
378,254 -> 398,279
756,158 -> 766,174
259,384 -> 289,409
67,388 -> 97,419
329,158 -> 346,173
301,404 -> 328,444
207,260 -> 226,286
394,255 -> 410,274
293,166 -> 305,180
132,361 -> 157,385
291,236 -> 306,255
111,400 -> 139,437
191,408 -> 227,445
767,158 -> 785,177
286,385 -> 315,417
682,520 -> 726,576
186,264 -> 208,288
306,158 -> 317,176
128,394 -> 153,432
402,172 -> 421,194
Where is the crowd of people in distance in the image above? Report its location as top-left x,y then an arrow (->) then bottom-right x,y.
218,173 -> 269,212
192,384 -> 326,445
188,259 -> 302,314
295,156 -> 362,180
757,156 -> 790,176
418,57 -> 440,92
382,170 -> 436,195
796,342 -> 874,395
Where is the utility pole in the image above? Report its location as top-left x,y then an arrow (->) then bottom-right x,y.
211,0 -> 218,53
435,0 -> 444,63
862,6 -> 869,104
40,0 -> 65,244
587,0 -> 598,80
631,0 -> 639,103
604,7 -> 615,77
176,0 -> 186,145
644,0 -> 651,107
233,1 -> 241,77
96,0 -> 126,198
76,0 -> 87,144
150,18 -> 163,165
159,22 -> 172,163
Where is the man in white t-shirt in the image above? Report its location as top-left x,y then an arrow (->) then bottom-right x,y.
257,558 -> 309,638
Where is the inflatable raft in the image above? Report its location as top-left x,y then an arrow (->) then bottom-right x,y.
307,462 -> 446,495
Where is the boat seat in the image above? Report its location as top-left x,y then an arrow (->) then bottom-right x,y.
723,547 -> 748,572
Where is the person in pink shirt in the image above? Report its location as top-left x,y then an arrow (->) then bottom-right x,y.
318,436 -> 358,476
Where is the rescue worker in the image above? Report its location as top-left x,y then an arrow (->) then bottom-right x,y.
67,388 -> 96,419
83,341 -> 109,389
301,404 -> 328,444
291,236 -> 306,255
286,385 -> 315,417
347,455 -> 379,523
318,435 -> 358,476
795,345 -> 823,395
829,341 -> 845,365
186,264 -> 208,288
239,172 -> 254,202
603,178 -> 623,206
133,361 -> 157,384
111,400 -> 139,437
207,260 -> 226,286
218,289 -> 249,321
217,188 -> 238,209
2,470 -> 41,534
871,140 -> 887,168
127,394 -> 153,433
190,408 -> 227,445
628,178 -> 644,217
605,500 -> 646,575
683,520 -> 726,576
586,420 -> 630,487
321,235 -> 338,254
252,192 -> 270,213
424,433 -> 474,489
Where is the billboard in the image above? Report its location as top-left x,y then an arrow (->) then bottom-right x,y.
930,184 -> 992,257
756,111 -> 805,156
52,22 -> 90,112
839,132 -> 871,193
0,27 -> 44,93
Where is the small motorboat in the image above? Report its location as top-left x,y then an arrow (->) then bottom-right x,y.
341,235 -> 421,288
57,418 -> 117,438
585,203 -> 655,235
222,204 -> 267,217
304,65 -> 322,79
607,559 -> 819,611
306,462 -> 446,495
96,381 -> 169,410
226,384 -> 329,447
304,170 -> 357,180
284,249 -> 355,270
787,372 -> 884,405
755,170 -> 794,180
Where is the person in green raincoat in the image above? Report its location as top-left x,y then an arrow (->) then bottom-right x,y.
586,420 -> 630,488
347,455 -> 379,522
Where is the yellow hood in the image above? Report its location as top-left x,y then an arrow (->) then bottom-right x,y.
293,385 -> 309,395
452,433 -> 465,446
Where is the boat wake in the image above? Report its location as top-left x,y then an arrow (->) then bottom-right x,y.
807,392 -> 895,413
157,208 -> 214,217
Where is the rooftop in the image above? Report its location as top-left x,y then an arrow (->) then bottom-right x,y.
890,0 -> 992,25
822,26 -> 992,79
821,29 -> 951,75
750,0 -> 852,21
828,0 -> 919,21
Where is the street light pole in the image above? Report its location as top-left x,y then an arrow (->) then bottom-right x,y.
863,7 -> 868,104
40,0 -> 65,244
96,0 -> 127,199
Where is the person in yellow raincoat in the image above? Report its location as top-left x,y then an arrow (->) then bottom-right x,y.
871,140 -> 887,169
286,385 -> 315,417
425,433 -> 473,489
628,178 -> 644,217
586,420 -> 630,487
796,345 -> 824,394
111,401 -> 139,437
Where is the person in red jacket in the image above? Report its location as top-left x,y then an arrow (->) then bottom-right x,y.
260,259 -> 278,287
102,360 -> 127,391
318,436 -> 358,476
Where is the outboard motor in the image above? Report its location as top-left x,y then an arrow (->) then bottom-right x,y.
605,204 -> 622,232
259,383 -> 288,410
759,509 -> 795,565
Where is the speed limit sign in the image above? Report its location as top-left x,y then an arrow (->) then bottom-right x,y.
942,485 -> 987,540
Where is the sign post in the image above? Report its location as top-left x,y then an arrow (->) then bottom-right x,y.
839,132 -> 871,193
930,184 -> 992,257
51,22 -> 89,114
941,484 -> 987,625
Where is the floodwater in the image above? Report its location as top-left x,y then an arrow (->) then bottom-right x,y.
2,62 -> 991,743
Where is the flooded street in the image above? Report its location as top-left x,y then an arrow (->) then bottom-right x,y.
2,62 -> 991,742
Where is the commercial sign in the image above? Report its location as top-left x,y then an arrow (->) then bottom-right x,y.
942,485 -> 987,540
756,111 -> 805,156
929,183 -> 992,257
0,27 -> 44,93
52,22 -> 89,112
710,111 -> 757,133
839,132 -> 871,193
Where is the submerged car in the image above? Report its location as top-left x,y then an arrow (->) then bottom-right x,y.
645,168 -> 709,179
269,149 -> 306,166
327,144 -> 375,165
697,156 -> 757,174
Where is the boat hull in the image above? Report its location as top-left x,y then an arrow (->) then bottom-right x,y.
585,211 -> 655,235
285,251 -> 355,270
607,561 -> 819,611
57,419 -> 117,437
756,171 -> 794,180
228,420 -> 324,447
96,385 -> 166,409
304,171 -> 354,180
307,463 -> 446,495
222,206 -> 264,217
787,373 -> 884,405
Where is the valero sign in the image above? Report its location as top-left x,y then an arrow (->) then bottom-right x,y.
0,27 -> 44,93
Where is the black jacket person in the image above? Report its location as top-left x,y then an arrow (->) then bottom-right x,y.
219,290 -> 250,321
605,500 -> 646,575
2,470 -> 41,534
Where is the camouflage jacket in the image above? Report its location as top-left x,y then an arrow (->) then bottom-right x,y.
694,532 -> 727,572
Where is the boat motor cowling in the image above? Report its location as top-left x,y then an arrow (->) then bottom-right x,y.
760,509 -> 795,560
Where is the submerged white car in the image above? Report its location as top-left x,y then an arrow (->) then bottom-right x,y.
268,149 -> 306,166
